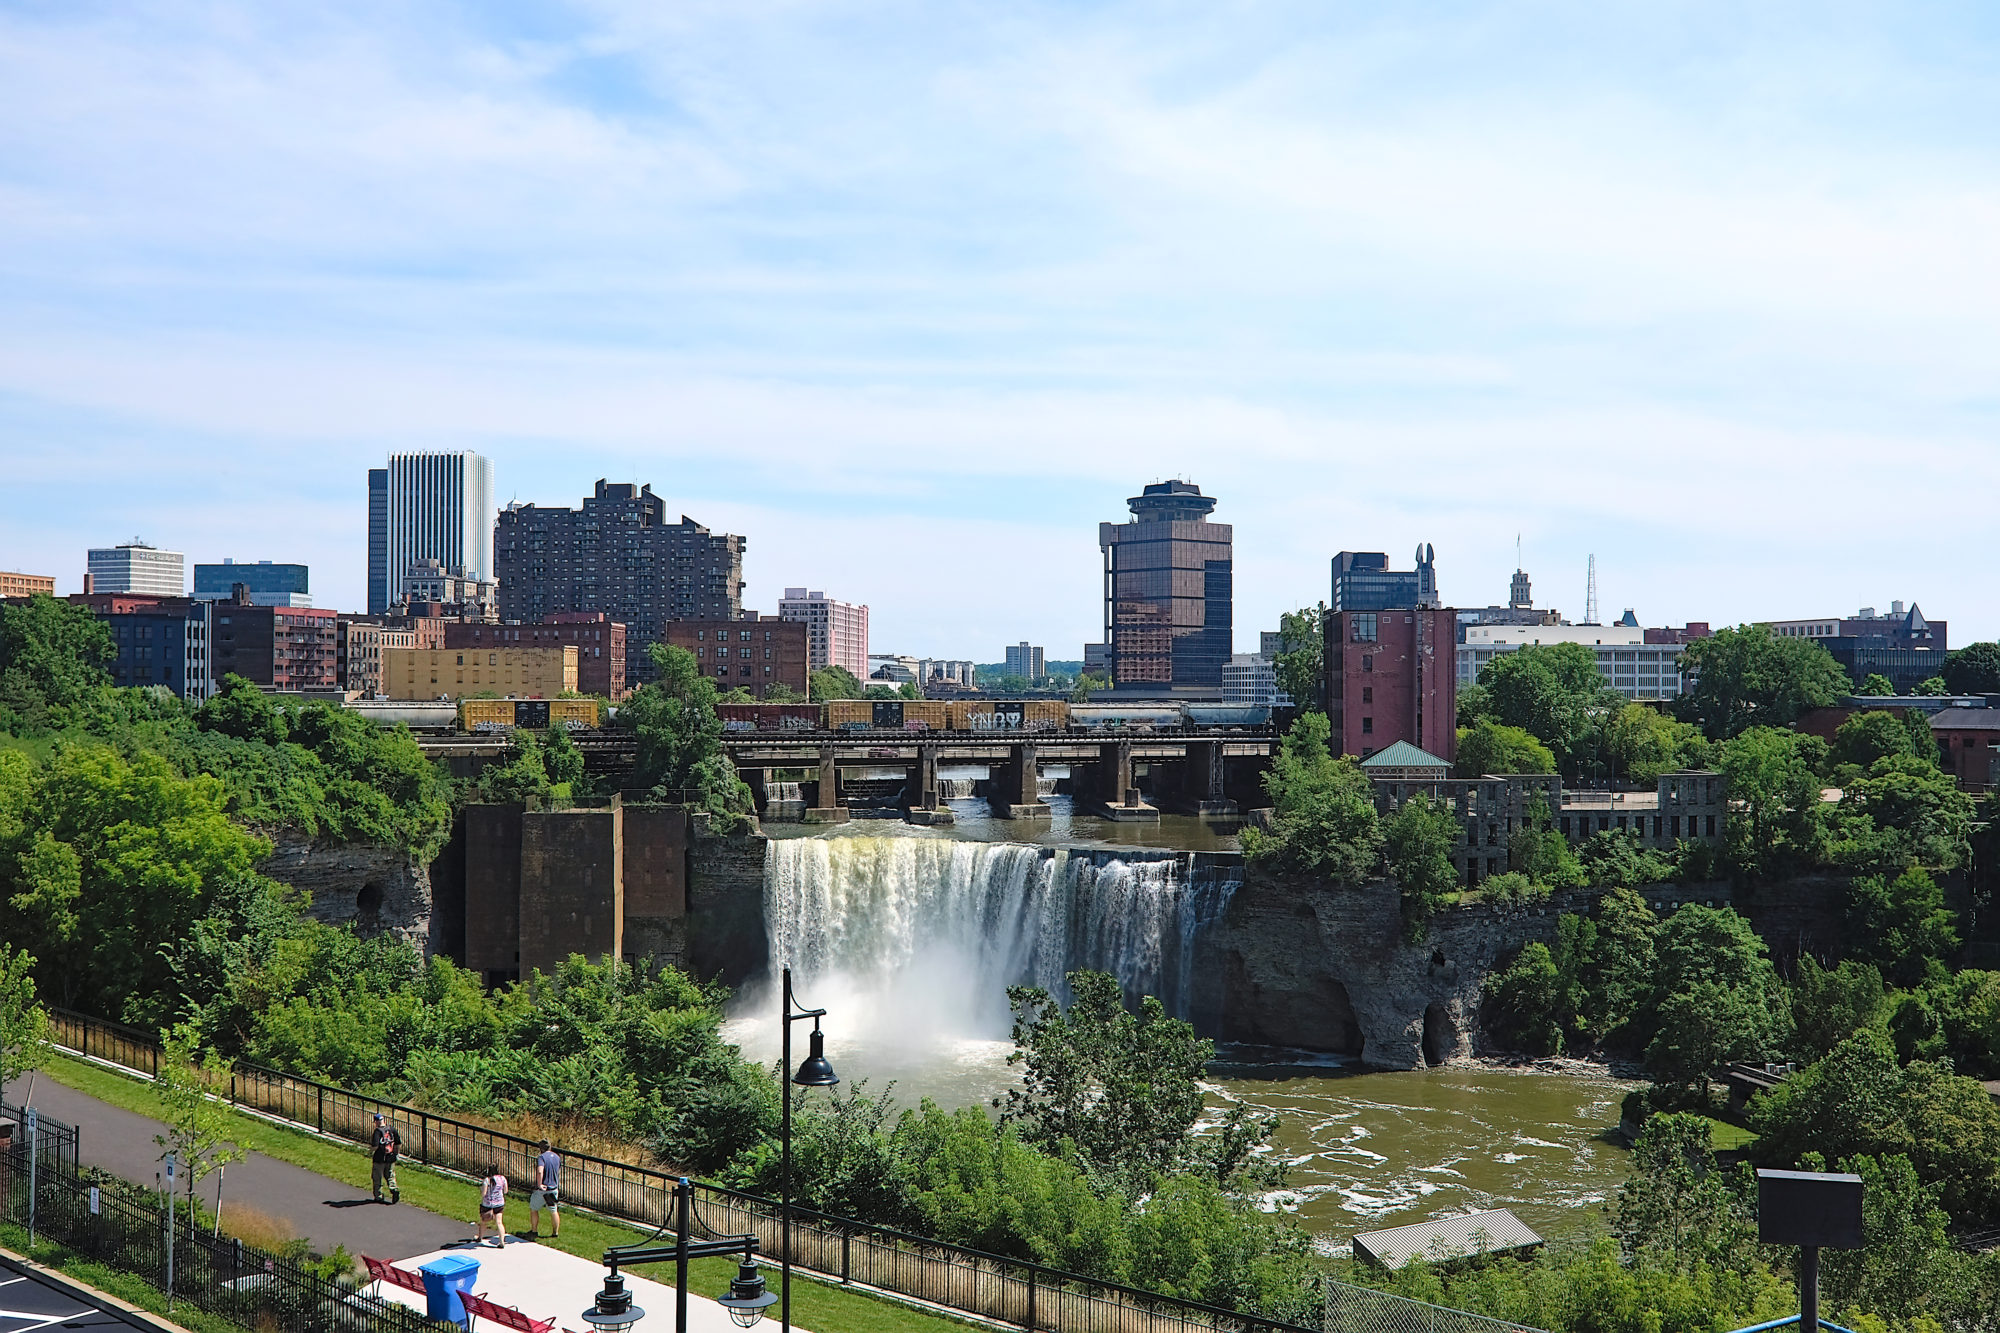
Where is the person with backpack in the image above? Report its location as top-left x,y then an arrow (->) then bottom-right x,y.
477,1163 -> 508,1248
369,1113 -> 402,1204
528,1140 -> 561,1239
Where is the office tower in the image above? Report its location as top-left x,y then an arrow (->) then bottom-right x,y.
1330,546 -> 1439,613
86,542 -> 185,596
1004,642 -> 1045,680
493,480 -> 745,685
368,468 -> 388,614
779,588 -> 870,678
1097,480 -> 1232,691
379,452 -> 494,609
193,559 -> 311,607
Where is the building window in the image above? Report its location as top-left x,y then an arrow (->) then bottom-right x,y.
1362,686 -> 1372,704
1352,613 -> 1378,642
1361,717 -> 1373,734
1362,656 -> 1373,673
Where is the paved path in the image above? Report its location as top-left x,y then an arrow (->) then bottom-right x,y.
21,1079 -> 471,1262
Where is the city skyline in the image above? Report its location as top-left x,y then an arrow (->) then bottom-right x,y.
6,5 -> 2000,652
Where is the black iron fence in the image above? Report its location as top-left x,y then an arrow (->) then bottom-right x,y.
2,1099 -> 80,1175
1,1133 -> 445,1333
48,1007 -> 1541,1333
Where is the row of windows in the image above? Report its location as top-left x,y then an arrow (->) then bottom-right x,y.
713,665 -> 774,677
696,647 -> 774,660
692,629 -> 777,641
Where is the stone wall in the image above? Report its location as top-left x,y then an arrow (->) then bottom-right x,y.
687,825 -> 770,988
261,829 -> 432,946
519,804 -> 622,976
624,804 -> 692,970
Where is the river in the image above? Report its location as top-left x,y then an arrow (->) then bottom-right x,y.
736,813 -> 1635,1249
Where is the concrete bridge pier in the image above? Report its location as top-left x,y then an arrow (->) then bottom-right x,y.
989,742 -> 1050,819
805,745 -> 850,824
1096,739 -> 1159,821
907,744 -> 954,825
1173,740 -> 1238,817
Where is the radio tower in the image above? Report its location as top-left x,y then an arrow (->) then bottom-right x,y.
1584,555 -> 1599,626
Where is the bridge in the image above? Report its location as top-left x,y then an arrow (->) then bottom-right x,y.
420,726 -> 1278,823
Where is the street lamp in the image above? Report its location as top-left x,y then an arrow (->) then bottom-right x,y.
588,1177 -> 773,1333
781,967 -> 839,1333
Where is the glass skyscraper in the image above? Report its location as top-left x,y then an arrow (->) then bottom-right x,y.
369,452 -> 493,611
1098,480 -> 1233,691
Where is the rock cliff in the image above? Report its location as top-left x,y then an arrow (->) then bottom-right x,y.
259,829 -> 433,947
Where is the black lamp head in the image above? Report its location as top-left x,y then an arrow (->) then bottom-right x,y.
581,1269 -> 644,1333
791,1024 -> 839,1088
717,1261 -> 778,1328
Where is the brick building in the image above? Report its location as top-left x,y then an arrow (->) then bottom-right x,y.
67,592 -> 214,701
0,572 -> 56,599
211,595 -> 338,690
337,618 -> 417,697
779,588 -> 869,679
661,614 -> 809,699
384,646 -> 578,701
1931,711 -> 2000,793
494,480 -> 745,686
1325,606 -> 1457,762
443,612 -> 628,699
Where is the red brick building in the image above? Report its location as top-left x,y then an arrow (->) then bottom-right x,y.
661,614 -> 808,699
1930,712 -> 2000,793
443,612 -> 628,699
212,595 -> 339,690
1324,607 -> 1457,762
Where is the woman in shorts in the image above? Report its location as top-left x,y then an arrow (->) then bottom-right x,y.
477,1163 -> 508,1247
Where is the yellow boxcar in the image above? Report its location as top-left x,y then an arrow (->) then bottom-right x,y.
549,698 -> 601,730
948,700 -> 1069,732
825,698 -> 952,730
459,699 -> 518,732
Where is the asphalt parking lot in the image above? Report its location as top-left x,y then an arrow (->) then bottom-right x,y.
0,1253 -> 162,1333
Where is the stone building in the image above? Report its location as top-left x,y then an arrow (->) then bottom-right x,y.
384,645 -> 577,700
444,612 -> 628,699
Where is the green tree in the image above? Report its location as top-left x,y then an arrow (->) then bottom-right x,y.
760,681 -> 805,704
154,1020 -> 247,1215
1070,673 -> 1109,702
1846,867 -> 1958,986
195,674 -> 291,745
1237,713 -> 1382,882
1510,805 -> 1587,888
1603,704 -> 1711,784
1788,956 -> 1885,1060
1382,795 -> 1460,938
619,644 -> 752,826
1455,682 -> 1493,730
1477,643 -> 1619,777
1453,719 -> 1554,778
898,681 -> 920,700
1718,726 -> 1827,875
1643,906 -> 1789,1097
0,943 -> 51,1095
1271,606 -> 1324,713
863,684 -> 899,699
1571,887 -> 1659,1048
1914,675 -> 1949,696
1615,1112 -> 1758,1269
1577,829 -> 1677,890
1858,672 -> 1897,697
0,593 -> 114,727
1483,942 -> 1563,1054
1838,753 -> 1973,872
1818,1152 -> 1966,1326
809,666 -> 864,702
1830,710 -> 1917,769
1942,642 -> 2000,695
1676,626 -> 1848,739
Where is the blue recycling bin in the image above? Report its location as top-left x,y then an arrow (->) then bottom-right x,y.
420,1254 -> 482,1327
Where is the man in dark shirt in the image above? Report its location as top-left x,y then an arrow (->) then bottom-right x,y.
370,1113 -> 402,1204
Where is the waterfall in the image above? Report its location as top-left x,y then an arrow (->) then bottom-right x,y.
764,834 -> 1238,1043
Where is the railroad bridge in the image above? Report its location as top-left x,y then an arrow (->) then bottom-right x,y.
422,726 -> 1277,824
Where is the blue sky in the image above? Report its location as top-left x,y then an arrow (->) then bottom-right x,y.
4,2 -> 1999,657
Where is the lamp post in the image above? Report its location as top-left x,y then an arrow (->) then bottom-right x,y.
781,967 -> 839,1333
584,1177 -> 777,1333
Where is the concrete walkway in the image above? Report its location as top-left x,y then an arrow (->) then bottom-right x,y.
19,1078 -> 470,1261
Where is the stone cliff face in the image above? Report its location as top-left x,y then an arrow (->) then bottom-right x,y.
686,824 -> 770,987
259,829 -> 433,947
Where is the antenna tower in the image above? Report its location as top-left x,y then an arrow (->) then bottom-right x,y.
1585,555 -> 1599,625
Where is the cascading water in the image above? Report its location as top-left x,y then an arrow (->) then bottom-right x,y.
762,832 -> 1239,1046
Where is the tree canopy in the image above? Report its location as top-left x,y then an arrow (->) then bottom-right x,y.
1453,719 -> 1554,778
1270,605 -> 1324,713
0,594 -> 114,728
1237,713 -> 1382,881
618,644 -> 752,826
1476,643 -> 1620,777
1942,641 -> 2000,695
1676,626 -> 1848,739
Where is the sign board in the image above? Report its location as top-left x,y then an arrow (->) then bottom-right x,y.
1757,1169 -> 1864,1249
515,700 -> 550,729
90,1186 -> 100,1215
165,1154 -> 176,1183
873,701 -> 904,728
23,1108 -> 34,1133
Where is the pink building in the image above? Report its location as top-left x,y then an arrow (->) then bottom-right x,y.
780,587 -> 869,679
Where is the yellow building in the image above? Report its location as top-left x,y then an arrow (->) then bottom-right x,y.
384,645 -> 578,700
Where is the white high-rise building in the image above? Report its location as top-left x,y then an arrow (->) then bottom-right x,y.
780,587 -> 869,678
380,452 -> 494,609
87,541 -> 184,596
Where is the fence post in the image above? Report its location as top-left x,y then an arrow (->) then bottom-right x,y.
1025,1266 -> 1035,1332
26,1106 -> 37,1247
422,1114 -> 430,1165
317,1086 -> 325,1135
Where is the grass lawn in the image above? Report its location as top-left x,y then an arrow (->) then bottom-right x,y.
38,1053 -> 976,1333
1705,1118 -> 1757,1152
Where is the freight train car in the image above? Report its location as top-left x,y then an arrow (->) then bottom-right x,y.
717,703 -> 823,732
946,699 -> 1070,732
1068,703 -> 1185,731
1182,704 -> 1271,728
825,699 -> 953,731
348,701 -> 462,732
458,698 -> 602,732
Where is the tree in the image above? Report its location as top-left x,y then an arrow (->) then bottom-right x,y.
1858,672 -> 1897,697
1510,806 -> 1586,888
154,1021 -> 247,1220
1643,906 -> 1789,1097
809,666 -> 864,702
864,684 -> 900,699
1570,887 -> 1658,1047
1789,956 -> 1885,1060
1483,943 -> 1563,1054
619,644 -> 752,825
1453,720 -> 1553,778
1914,676 -> 1949,696
1602,704 -> 1710,784
1237,713 -> 1383,882
1477,643 -> 1619,777
1718,726 -> 1827,875
1615,1112 -> 1757,1269
1831,711 -> 1917,769
1070,674 -> 1109,703
1942,642 -> 2000,696
1576,829 -> 1675,889
760,682 -> 805,704
1676,626 -> 1848,740
1270,606 -> 1324,713
1846,867 -> 1958,986
1818,1153 -> 1964,1326
0,593 -> 114,726
0,943 -> 51,1095
1383,795 -> 1460,938
1838,753 -> 1973,871
898,681 -> 920,700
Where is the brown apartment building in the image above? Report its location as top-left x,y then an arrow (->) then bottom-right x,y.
660,613 -> 808,699
212,595 -> 339,690
0,572 -> 56,599
443,612 -> 627,698
384,645 -> 578,701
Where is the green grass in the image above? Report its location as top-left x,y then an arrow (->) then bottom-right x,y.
1705,1117 -> 1757,1152
38,1054 -> 974,1333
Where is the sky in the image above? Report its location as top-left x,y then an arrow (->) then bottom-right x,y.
4,1 -> 1999,658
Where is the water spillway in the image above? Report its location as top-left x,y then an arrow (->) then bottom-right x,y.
762,832 -> 1240,1041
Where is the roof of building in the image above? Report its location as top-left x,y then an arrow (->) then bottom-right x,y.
1931,710 -> 2000,732
1352,1209 -> 1542,1270
1360,741 -> 1449,770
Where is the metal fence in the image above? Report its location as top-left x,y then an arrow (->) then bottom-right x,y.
1,1134 -> 444,1333
1324,1282 -> 1543,1333
2,1100 -> 80,1175
49,1007 -> 1541,1333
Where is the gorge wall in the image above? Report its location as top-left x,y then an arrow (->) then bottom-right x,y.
261,828 -> 434,946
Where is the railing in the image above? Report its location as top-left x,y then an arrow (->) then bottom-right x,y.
1,1135 -> 443,1333
49,1007 -> 1540,1333
1324,1283 -> 1544,1333
2,1100 -> 80,1175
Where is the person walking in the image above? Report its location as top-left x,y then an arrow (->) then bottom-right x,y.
527,1140 -> 561,1239
369,1113 -> 402,1204
476,1163 -> 508,1248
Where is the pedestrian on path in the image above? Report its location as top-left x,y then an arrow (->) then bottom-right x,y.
369,1113 -> 402,1204
477,1163 -> 508,1248
528,1140 -> 561,1238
